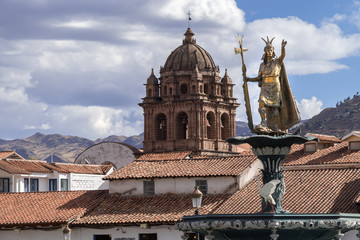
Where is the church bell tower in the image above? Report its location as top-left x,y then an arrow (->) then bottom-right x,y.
139,28 -> 239,155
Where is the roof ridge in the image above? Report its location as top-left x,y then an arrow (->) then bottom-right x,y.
54,162 -> 112,167
6,159 -> 47,163
283,163 -> 360,171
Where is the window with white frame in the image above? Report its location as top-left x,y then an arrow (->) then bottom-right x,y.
61,179 -> 68,191
195,179 -> 208,195
0,178 -> 10,192
143,180 -> 155,195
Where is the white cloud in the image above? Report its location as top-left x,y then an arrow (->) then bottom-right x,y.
243,17 -> 360,75
54,20 -> 101,29
0,0 -> 360,140
297,97 -> 323,120
152,0 -> 245,30
0,87 -> 28,104
24,123 -> 51,130
47,105 -> 143,138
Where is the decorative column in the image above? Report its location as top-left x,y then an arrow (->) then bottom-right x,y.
226,134 -> 317,213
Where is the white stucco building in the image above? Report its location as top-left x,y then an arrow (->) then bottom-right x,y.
0,151 -> 115,192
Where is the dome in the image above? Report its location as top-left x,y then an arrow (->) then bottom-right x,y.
162,28 -> 216,72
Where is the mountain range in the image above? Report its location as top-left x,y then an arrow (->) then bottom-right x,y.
1,93 -> 360,163
0,123 -> 250,163
298,93 -> 360,138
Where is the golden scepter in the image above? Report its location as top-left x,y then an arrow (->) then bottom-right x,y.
235,35 -> 254,131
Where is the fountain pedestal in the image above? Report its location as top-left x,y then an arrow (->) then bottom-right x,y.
226,135 -> 316,213
176,135 -> 360,239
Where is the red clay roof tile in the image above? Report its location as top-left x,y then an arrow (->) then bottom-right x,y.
0,190 -> 107,227
213,167 -> 360,214
74,193 -> 229,225
5,159 -> 54,173
285,141 -> 360,166
306,133 -> 342,143
52,163 -> 113,175
0,151 -> 24,160
105,155 -> 257,180
0,160 -> 29,174
137,151 -> 193,161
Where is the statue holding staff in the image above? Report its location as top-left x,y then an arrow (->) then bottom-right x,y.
241,36 -> 300,134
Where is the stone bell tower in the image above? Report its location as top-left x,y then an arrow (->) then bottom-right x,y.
139,28 -> 239,155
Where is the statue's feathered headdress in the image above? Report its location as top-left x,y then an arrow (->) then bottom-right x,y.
261,36 -> 275,48
261,36 -> 276,60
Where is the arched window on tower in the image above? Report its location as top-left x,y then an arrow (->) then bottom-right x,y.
164,86 -> 167,96
221,113 -> 230,140
206,112 -> 216,139
148,88 -> 152,97
204,84 -> 208,94
177,112 -> 188,140
155,113 -> 167,141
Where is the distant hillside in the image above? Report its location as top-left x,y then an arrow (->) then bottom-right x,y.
0,121 -> 255,163
236,121 -> 251,136
0,132 -> 143,163
299,94 -> 360,138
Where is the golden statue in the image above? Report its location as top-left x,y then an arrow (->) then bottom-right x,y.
239,36 -> 300,134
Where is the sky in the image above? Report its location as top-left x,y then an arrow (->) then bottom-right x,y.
1,0 -> 360,140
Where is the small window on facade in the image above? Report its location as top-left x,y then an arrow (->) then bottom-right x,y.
181,84 -> 188,94
186,233 -> 205,240
140,233 -> 157,240
30,178 -> 39,192
49,179 -> 57,191
93,235 -> 111,240
24,178 -> 29,192
144,180 -> 155,195
61,179 -> 69,191
0,178 -> 10,192
304,142 -> 317,153
195,179 -> 208,195
349,141 -> 360,151
164,86 -> 167,96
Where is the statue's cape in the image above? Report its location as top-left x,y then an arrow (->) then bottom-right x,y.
278,63 -> 301,130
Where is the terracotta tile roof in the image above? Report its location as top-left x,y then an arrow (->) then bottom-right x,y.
0,190 -> 107,228
306,133 -> 342,143
0,160 -> 29,174
0,159 -> 112,175
74,193 -> 229,225
212,167 -> 360,214
52,163 -> 113,175
104,155 -> 257,180
284,141 -> 360,165
0,151 -> 24,160
4,159 -> 55,173
1,167 -> 360,227
137,151 -> 193,161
